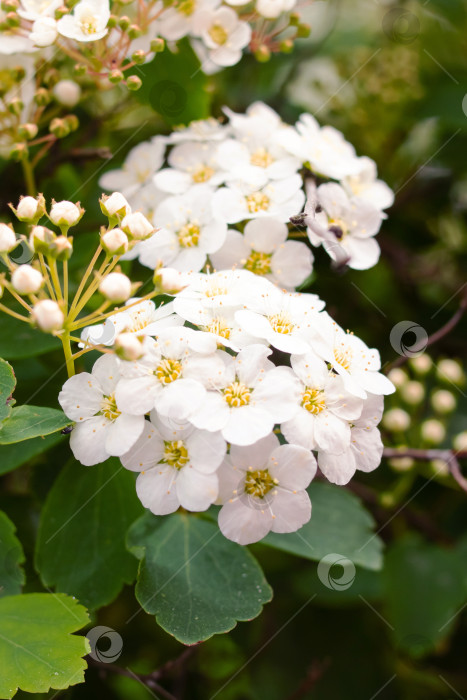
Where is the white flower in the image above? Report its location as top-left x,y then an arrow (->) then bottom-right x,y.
121,413 -> 225,514
190,344 -> 301,445
193,7 -> 251,67
216,138 -> 301,189
312,313 -> 395,399
52,79 -> 81,107
11,265 -> 43,294
30,16 -> 57,46
281,354 -> 364,453
311,182 -> 384,270
153,140 -> 225,194
154,267 -> 194,294
157,0 -> 221,41
0,224 -> 16,253
212,175 -> 305,224
114,332 -> 145,361
99,138 -> 166,198
210,217 -> 313,290
317,394 -> 384,485
100,191 -> 131,218
138,185 -> 227,272
235,283 -> 325,354
101,228 -> 129,255
57,0 -> 110,42
256,0 -> 296,19
49,200 -> 82,226
341,156 -> 394,211
174,302 -> 259,351
121,211 -> 154,240
80,299 -> 182,347
115,326 -> 220,420
58,354 -> 145,465
98,272 -> 132,302
223,102 -> 282,145
31,299 -> 64,332
18,0 -> 61,20
217,433 -> 316,545
166,117 -> 228,145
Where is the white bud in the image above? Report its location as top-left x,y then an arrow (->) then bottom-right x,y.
382,408 -> 411,432
101,228 -> 129,255
31,299 -> 64,332
437,359 -> 464,385
409,354 -> 432,375
101,192 -> 131,218
0,223 -> 17,253
121,211 -> 154,240
400,380 -> 424,405
49,235 -> 73,260
114,332 -> 145,361
387,368 -> 408,389
29,225 -> 56,253
99,272 -> 132,302
53,79 -> 81,107
49,200 -> 82,226
11,264 -> 43,294
453,431 -> 467,451
16,196 -> 42,222
388,457 -> 414,472
154,267 -> 192,294
421,419 -> 446,445
430,459 -> 449,477
431,389 -> 456,414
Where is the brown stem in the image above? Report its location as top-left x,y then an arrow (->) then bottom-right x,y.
383,447 -> 467,493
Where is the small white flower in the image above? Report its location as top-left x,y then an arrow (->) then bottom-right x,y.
100,191 -> 131,218
101,228 -> 129,255
341,156 -> 394,211
121,413 -> 225,514
0,223 -> 16,253
18,0 -> 61,20
157,0 -> 221,41
217,433 -> 316,545
121,211 -> 154,240
99,272 -> 132,302
57,0 -> 110,42
166,117 -> 228,145
99,138 -> 166,198
210,217 -> 313,290
31,299 -> 64,332
154,267 -> 194,294
154,140 -> 225,194
58,354 -> 145,465
49,200 -> 82,226
193,7 -> 251,67
52,79 -> 81,107
256,0 -> 296,18
11,265 -> 43,294
216,138 -> 301,189
30,16 -> 57,46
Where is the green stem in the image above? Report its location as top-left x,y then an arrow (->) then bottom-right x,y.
61,331 -> 75,377
21,159 -> 36,197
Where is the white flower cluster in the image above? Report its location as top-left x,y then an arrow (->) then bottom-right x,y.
100,102 -> 394,274
59,270 -> 395,545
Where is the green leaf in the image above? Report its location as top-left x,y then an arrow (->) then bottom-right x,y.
127,512 -> 272,645
0,593 -> 90,699
35,458 -> 143,610
382,535 -> 466,657
0,358 -> 15,425
0,405 -> 72,444
0,315 -> 59,359
0,433 -> 64,476
262,482 -> 383,571
0,511 -> 25,597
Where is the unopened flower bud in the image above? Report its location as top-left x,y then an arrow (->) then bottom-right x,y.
101,227 -> 128,255
31,299 -> 64,331
453,431 -> 467,451
409,354 -> 432,375
431,389 -> 456,414
6,12 -> 20,27
126,75 -> 142,91
430,458 -> 449,477
29,225 -> 56,253
11,65 -> 26,82
150,37 -> 165,52
254,45 -> 271,62
108,69 -> 124,84
279,39 -> 294,53
1,0 -> 19,11
289,12 -> 300,25
49,199 -> 83,228
73,63 -> 87,77
53,79 -> 81,107
107,13 -> 118,27
421,419 -> 446,445
54,5 -> 68,18
128,23 -> 141,38
10,143 -> 28,161
437,358 -> 464,385
132,49 -> 146,64
63,114 -> 79,132
43,68 -> 59,87
12,194 -> 45,223
49,117 -> 70,138
118,14 -> 130,29
0,223 -> 16,253
100,192 -> 131,219
11,264 -> 43,294
121,211 -> 153,240
400,380 -> 424,405
8,97 -> 23,116
153,267 -> 192,294
18,123 -> 38,140
296,22 -> 311,38
382,408 -> 411,432
99,272 -> 132,302
114,332 -> 144,360
387,368 -> 408,389
34,87 -> 50,106
49,235 -> 73,260
388,456 -> 414,472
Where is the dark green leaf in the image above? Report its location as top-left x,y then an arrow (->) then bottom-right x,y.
127,512 -> 272,644
0,511 -> 25,597
35,458 -> 143,610
0,433 -> 64,475
0,405 -> 71,444
0,358 -> 15,425
0,315 -> 59,359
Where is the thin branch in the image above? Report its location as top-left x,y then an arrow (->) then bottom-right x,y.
383,447 -> 467,493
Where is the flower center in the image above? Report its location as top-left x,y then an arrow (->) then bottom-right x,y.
192,164 -> 215,183
208,22 -> 228,45
155,358 -> 182,384
223,381 -> 251,407
126,309 -> 153,332
302,387 -> 326,414
246,192 -> 270,213
204,318 -> 231,339
334,346 -> 353,370
244,250 -> 272,275
163,440 -> 189,469
328,217 -> 348,239
250,148 -> 274,168
177,0 -> 195,15
244,469 -> 277,498
268,311 -> 294,334
177,223 -> 200,248
79,11 -> 99,35
100,394 -> 120,421
204,283 -> 228,298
